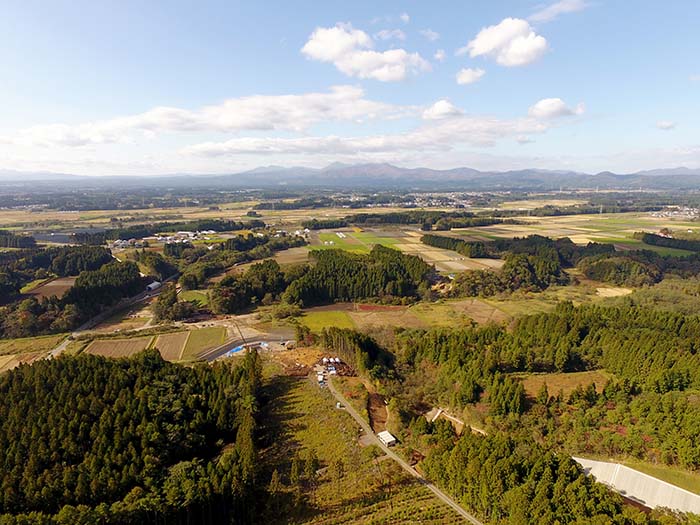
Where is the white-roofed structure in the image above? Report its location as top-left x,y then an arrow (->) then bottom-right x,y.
377,430 -> 397,447
574,457 -> 700,514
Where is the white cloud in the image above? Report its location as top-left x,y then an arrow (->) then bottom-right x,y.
458,18 -> 548,67
301,23 -> 430,81
528,0 -> 588,23
517,135 -> 535,144
528,98 -> 584,119
422,100 -> 463,120
456,68 -> 485,85
690,74 -> 700,82
375,29 -> 406,41
183,114 -> 549,158
656,120 -> 676,130
4,86 -> 415,147
434,49 -> 446,62
399,12 -> 410,24
420,29 -> 440,41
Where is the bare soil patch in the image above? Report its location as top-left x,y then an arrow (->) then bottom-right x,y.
154,332 -> 189,361
24,277 -> 76,299
86,336 -> 153,358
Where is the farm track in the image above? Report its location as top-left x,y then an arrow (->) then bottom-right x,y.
326,377 -> 484,525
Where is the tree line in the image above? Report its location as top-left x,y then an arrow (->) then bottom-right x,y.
0,348 -> 262,524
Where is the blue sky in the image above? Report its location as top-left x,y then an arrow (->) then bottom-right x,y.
0,0 -> 698,176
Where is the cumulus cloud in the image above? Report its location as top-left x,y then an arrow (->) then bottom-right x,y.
399,12 -> 410,23
528,98 -> 584,119
528,0 -> 588,23
434,49 -> 446,62
375,29 -> 406,41
4,86 -> 415,148
301,23 -> 430,81
458,18 -> 548,67
420,29 -> 440,41
456,67 -> 485,85
656,120 -> 676,130
183,113 -> 549,158
422,100 -> 463,120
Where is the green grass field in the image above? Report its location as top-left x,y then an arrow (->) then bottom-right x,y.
261,371 -> 465,524
301,310 -> 355,332
0,333 -> 67,356
179,289 -> 209,306
19,277 -> 55,293
181,326 -> 226,360
316,231 -> 403,253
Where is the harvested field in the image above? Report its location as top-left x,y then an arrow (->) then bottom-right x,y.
24,277 -> 76,299
0,333 -> 66,356
517,370 -> 612,399
0,352 -> 45,373
86,336 -> 154,358
154,332 -> 189,361
596,286 -> 633,297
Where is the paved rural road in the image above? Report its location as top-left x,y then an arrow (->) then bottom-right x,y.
327,378 -> 484,525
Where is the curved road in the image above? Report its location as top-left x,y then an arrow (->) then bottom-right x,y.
327,378 -> 484,525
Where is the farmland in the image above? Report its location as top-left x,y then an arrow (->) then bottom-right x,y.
86,336 -> 154,358
516,370 -> 613,399
0,333 -> 66,356
23,276 -> 76,299
180,326 -> 227,360
153,331 -> 190,361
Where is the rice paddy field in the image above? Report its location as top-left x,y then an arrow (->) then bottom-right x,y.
448,212 -> 698,256
0,333 -> 66,356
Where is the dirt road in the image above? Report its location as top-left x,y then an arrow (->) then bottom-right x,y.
327,378 -> 484,525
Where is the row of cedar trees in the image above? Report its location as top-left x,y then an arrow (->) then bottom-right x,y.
0,348 -> 263,524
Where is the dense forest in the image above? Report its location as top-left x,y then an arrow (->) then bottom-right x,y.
283,246 -> 432,306
0,349 -> 262,524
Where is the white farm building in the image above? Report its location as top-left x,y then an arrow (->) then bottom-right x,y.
377,431 -> 397,447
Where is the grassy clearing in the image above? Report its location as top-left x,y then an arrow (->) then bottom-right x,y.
19,277 -> 55,293
181,326 -> 226,360
260,371 -> 465,524
301,310 -> 355,332
516,370 -> 612,399
179,289 -> 209,305
0,334 -> 67,356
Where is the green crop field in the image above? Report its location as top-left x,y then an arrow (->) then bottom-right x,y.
301,310 -> 355,332
181,326 -> 226,360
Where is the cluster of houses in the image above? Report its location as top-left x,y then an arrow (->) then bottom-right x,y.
110,238 -> 145,249
155,230 -> 217,242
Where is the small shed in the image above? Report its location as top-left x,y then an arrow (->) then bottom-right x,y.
377,431 -> 397,447
146,281 -> 162,292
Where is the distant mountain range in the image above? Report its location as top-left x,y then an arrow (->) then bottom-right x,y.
2,163 -> 700,191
